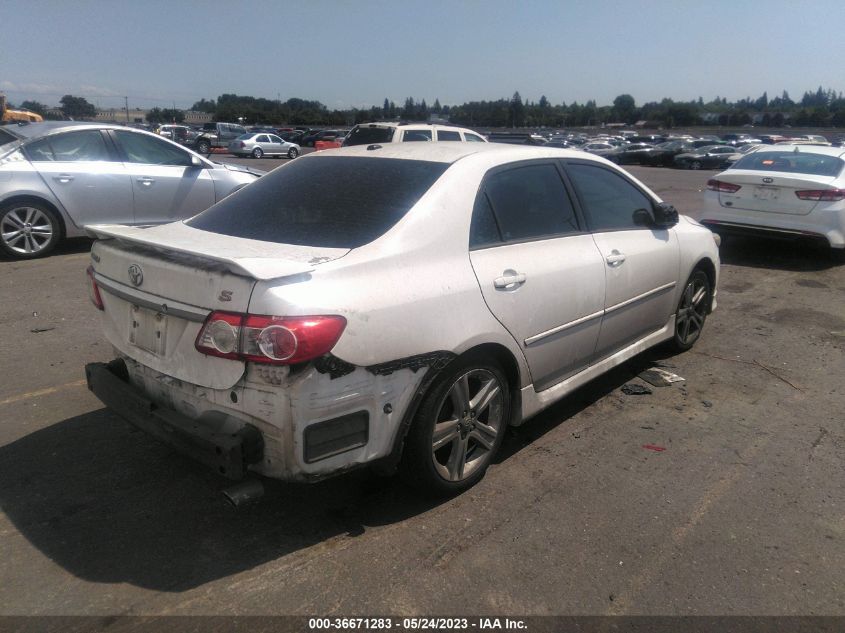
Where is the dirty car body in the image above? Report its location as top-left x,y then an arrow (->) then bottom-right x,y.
85,143 -> 720,493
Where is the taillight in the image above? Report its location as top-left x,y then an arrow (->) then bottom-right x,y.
707,179 -> 741,193
795,188 -> 845,201
238,141 -> 245,148
195,312 -> 346,365
86,265 -> 104,311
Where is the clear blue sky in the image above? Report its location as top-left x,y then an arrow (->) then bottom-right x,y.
2,0 -> 842,111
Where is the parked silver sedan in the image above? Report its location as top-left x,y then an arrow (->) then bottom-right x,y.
228,133 -> 301,159
0,122 -> 262,259
85,143 -> 720,495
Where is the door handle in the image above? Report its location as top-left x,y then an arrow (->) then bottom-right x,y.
53,174 -> 74,184
493,271 -> 526,289
136,177 -> 155,186
605,250 -> 626,266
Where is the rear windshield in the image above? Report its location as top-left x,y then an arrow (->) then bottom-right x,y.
187,156 -> 449,248
342,126 -> 394,146
729,151 -> 844,177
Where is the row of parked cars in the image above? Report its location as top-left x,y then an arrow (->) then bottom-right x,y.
515,130 -> 843,170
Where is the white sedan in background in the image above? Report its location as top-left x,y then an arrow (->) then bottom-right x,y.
85,143 -> 719,495
702,145 -> 845,250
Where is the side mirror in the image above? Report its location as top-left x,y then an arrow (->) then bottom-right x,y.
190,155 -> 204,167
652,202 -> 679,228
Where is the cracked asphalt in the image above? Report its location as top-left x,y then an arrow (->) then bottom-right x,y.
0,162 -> 842,617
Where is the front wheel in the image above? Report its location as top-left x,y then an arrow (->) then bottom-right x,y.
196,139 -> 211,154
668,270 -> 711,352
0,202 -> 62,259
689,160 -> 702,170
400,356 -> 510,495
287,147 -> 299,159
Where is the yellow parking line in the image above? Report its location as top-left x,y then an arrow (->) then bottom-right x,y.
0,379 -> 87,406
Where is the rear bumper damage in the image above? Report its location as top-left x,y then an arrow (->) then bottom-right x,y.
85,352 -> 430,483
85,360 -> 264,480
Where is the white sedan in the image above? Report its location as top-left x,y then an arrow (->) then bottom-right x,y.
85,143 -> 720,494
702,145 -> 845,250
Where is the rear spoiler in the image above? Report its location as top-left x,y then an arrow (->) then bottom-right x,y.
86,222 -> 348,280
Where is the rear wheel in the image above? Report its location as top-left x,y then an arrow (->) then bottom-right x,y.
689,160 -> 702,170
252,147 -> 263,159
0,201 -> 62,259
400,355 -> 510,495
668,269 -> 711,352
196,139 -> 211,154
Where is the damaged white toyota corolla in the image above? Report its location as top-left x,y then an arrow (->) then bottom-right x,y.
85,143 -> 720,494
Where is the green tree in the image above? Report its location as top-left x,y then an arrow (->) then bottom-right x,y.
160,108 -> 184,123
508,91 -> 524,128
59,95 -> 96,119
612,94 -> 636,123
191,98 -> 216,113
20,100 -> 47,115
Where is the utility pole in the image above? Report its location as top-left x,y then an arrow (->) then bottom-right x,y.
124,96 -> 129,124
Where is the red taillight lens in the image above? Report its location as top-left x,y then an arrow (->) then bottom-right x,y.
195,312 -> 346,365
86,265 -> 104,310
795,188 -> 845,201
238,142 -> 245,148
707,179 -> 741,193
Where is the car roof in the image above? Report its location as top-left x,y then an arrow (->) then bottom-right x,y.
4,121 -> 125,140
303,141 -> 596,165
353,121 -> 481,134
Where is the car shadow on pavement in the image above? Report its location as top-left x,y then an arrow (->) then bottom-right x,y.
0,406 -> 429,592
718,235 -> 844,272
0,352 -> 661,593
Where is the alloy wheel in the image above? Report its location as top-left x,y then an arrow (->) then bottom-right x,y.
430,369 -> 504,482
675,276 -> 708,346
1,206 -> 54,255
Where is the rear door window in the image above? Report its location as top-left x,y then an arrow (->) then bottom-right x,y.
437,130 -> 461,141
403,130 -> 433,142
480,163 -> 580,243
464,133 -> 486,142
25,130 -> 111,162
188,156 -> 449,248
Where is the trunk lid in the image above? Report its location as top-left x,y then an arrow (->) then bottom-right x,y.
89,222 -> 349,389
716,170 -> 837,215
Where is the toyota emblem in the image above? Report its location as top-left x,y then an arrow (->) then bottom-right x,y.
762,177 -> 773,184
128,264 -> 144,287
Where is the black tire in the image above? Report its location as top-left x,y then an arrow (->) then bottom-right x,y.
288,147 -> 299,159
689,160 -> 702,170
399,354 -> 511,496
0,201 -> 62,259
252,147 -> 263,159
667,269 -> 711,352
196,139 -> 211,154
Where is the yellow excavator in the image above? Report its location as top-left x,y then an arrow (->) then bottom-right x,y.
0,93 -> 44,123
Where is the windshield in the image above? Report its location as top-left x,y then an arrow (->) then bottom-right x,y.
343,126 -> 395,146
188,156 -> 449,248
729,151 -> 844,177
